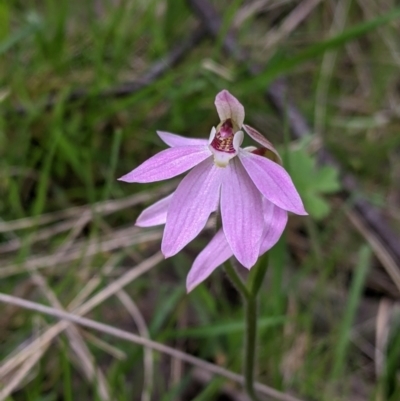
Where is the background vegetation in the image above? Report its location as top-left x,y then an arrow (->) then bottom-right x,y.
1,0 -> 400,400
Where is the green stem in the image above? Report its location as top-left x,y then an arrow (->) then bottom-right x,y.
223,262 -> 250,300
248,253 -> 269,295
244,254 -> 269,401
244,294 -> 260,401
224,256 -> 269,401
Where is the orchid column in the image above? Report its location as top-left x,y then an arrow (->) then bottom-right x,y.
119,90 -> 307,400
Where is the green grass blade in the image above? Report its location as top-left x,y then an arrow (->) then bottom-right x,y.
0,12 -> 43,56
160,374 -> 192,401
191,377 -> 225,401
331,245 -> 372,379
213,0 -> 242,57
61,342 -> 73,401
149,285 -> 186,335
246,7 -> 400,88
101,128 -> 123,200
163,316 -> 287,338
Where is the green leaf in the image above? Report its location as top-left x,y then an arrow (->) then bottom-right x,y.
283,141 -> 341,220
313,166 -> 341,193
303,191 -> 331,220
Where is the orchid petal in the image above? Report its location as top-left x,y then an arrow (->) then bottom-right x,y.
243,124 -> 282,164
157,131 -> 208,148
136,194 -> 173,227
207,127 -> 216,145
162,158 -> 224,257
260,201 -> 288,254
221,158 -> 264,268
186,229 -> 232,292
118,145 -> 210,183
239,150 -> 307,215
215,90 -> 245,127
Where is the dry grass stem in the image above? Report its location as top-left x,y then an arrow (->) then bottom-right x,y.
375,298 -> 393,377
24,258 -> 112,400
71,252 -> 163,318
0,348 -> 45,401
357,0 -> 400,67
201,59 -> 234,81
82,330 -> 127,360
116,290 -> 153,401
0,228 -> 162,277
0,218 -> 87,254
169,303 -> 187,398
345,41 -> 371,96
55,211 -> 92,256
67,254 -> 122,311
349,332 -> 376,361
0,184 -> 174,233
263,0 -> 323,51
234,0 -> 298,28
0,252 -> 163,380
314,0 -> 352,135
0,292 -> 307,401
345,208 -> 400,293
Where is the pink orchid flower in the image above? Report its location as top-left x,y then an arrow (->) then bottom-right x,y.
119,90 -> 307,281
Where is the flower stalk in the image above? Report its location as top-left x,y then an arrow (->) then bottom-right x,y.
244,253 -> 269,401
224,255 -> 269,401
244,294 -> 260,401
223,262 -> 250,300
